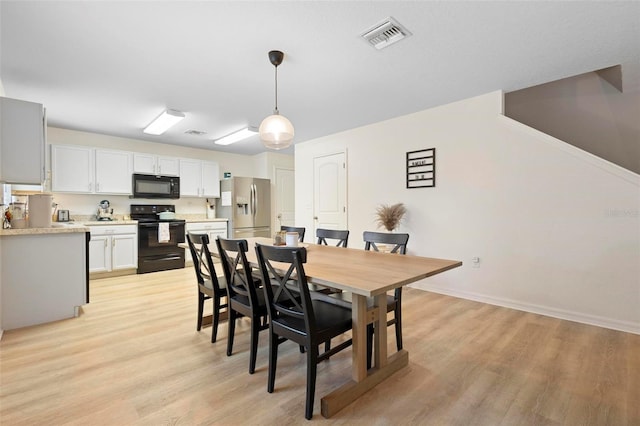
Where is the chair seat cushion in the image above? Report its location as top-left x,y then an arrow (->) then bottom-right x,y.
199,276 -> 227,296
230,282 -> 266,308
274,300 -> 352,343
203,275 -> 227,290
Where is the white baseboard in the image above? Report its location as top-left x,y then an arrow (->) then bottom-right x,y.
412,284 -> 640,335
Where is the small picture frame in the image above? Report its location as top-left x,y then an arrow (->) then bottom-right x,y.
57,209 -> 70,222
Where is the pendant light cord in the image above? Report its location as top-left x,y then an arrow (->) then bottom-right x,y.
274,65 -> 279,114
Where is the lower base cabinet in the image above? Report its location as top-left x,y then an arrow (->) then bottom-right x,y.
185,221 -> 227,263
1,231 -> 87,330
88,225 -> 138,273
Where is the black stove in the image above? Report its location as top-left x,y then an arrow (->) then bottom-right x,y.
130,204 -> 184,221
134,217 -> 185,224
131,204 -> 186,274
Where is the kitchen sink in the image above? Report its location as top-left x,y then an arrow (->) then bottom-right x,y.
51,222 -> 84,228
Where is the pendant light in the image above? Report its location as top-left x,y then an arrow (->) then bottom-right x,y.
259,50 -> 294,150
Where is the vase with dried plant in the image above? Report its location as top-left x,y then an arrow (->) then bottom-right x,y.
375,202 -> 407,232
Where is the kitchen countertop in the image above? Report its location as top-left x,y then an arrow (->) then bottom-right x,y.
0,223 -> 90,236
0,218 -> 228,235
182,218 -> 228,222
75,218 -> 226,224
80,220 -> 139,225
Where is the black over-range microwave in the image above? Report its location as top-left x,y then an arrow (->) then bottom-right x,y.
132,173 -> 180,199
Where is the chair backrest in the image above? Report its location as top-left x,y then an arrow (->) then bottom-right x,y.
363,231 -> 409,254
316,228 -> 349,247
216,237 -> 261,307
280,226 -> 306,242
255,244 -> 315,335
187,232 -> 224,292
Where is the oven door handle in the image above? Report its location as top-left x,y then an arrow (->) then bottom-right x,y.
138,222 -> 184,228
138,223 -> 158,229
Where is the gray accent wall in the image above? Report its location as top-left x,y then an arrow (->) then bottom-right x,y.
505,67 -> 640,174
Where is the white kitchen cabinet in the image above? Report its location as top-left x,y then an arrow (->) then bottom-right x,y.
51,145 -> 132,194
201,161 -> 220,197
0,97 -> 46,185
88,225 -> 138,273
89,234 -> 110,272
1,230 -> 88,330
179,159 -> 220,197
185,220 -> 227,263
51,145 -> 94,193
133,153 -> 179,176
95,149 -> 133,194
111,234 -> 138,269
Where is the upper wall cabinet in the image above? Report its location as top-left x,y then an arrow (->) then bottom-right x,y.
51,145 -> 93,193
133,153 -> 179,176
51,145 -> 132,194
179,159 -> 220,197
94,149 -> 133,193
0,97 -> 46,185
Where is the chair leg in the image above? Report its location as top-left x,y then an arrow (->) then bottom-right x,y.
267,329 -> 278,393
211,297 -> 220,343
366,324 -> 374,370
249,315 -> 260,374
197,292 -> 205,331
227,309 -> 236,356
395,305 -> 403,351
395,289 -> 403,351
305,346 -> 318,420
324,340 -> 331,358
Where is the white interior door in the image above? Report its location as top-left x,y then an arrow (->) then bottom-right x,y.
313,152 -> 347,235
275,167 -> 295,229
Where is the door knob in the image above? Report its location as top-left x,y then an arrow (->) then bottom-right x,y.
313,216 -> 318,220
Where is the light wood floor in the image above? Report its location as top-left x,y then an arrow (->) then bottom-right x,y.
1,268 -> 638,425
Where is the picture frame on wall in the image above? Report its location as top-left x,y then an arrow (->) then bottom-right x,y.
406,148 -> 435,188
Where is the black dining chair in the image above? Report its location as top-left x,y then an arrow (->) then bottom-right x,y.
316,228 -> 349,247
313,228 -> 350,298
363,231 -> 409,367
280,225 -> 306,242
255,243 -> 353,420
216,237 -> 268,374
186,233 -> 228,343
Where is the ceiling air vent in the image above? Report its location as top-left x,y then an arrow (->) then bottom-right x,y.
361,17 -> 412,50
184,129 -> 207,136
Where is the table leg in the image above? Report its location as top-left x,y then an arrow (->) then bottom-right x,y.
321,293 -> 408,418
373,293 -> 387,368
351,294 -> 368,382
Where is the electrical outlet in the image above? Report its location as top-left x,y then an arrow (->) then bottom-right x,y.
471,257 -> 480,268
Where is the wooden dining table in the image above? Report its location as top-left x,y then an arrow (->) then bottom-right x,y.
203,237 -> 462,418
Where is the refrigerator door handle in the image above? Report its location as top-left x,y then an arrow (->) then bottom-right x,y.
249,184 -> 254,218
251,183 -> 257,219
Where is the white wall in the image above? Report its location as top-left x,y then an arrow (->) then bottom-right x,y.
0,77 -> 5,337
295,91 -> 640,334
253,152 -> 296,232
46,127 -> 292,218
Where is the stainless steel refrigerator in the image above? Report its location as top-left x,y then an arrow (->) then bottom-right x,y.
216,177 -> 271,238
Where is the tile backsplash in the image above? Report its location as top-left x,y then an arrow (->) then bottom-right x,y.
50,193 -> 216,221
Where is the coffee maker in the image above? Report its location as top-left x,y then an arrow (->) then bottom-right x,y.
97,199 -> 114,221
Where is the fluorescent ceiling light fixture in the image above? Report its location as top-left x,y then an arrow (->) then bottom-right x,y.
143,109 -> 185,135
214,127 -> 258,145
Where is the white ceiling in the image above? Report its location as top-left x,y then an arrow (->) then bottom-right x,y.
2,1 -> 639,156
